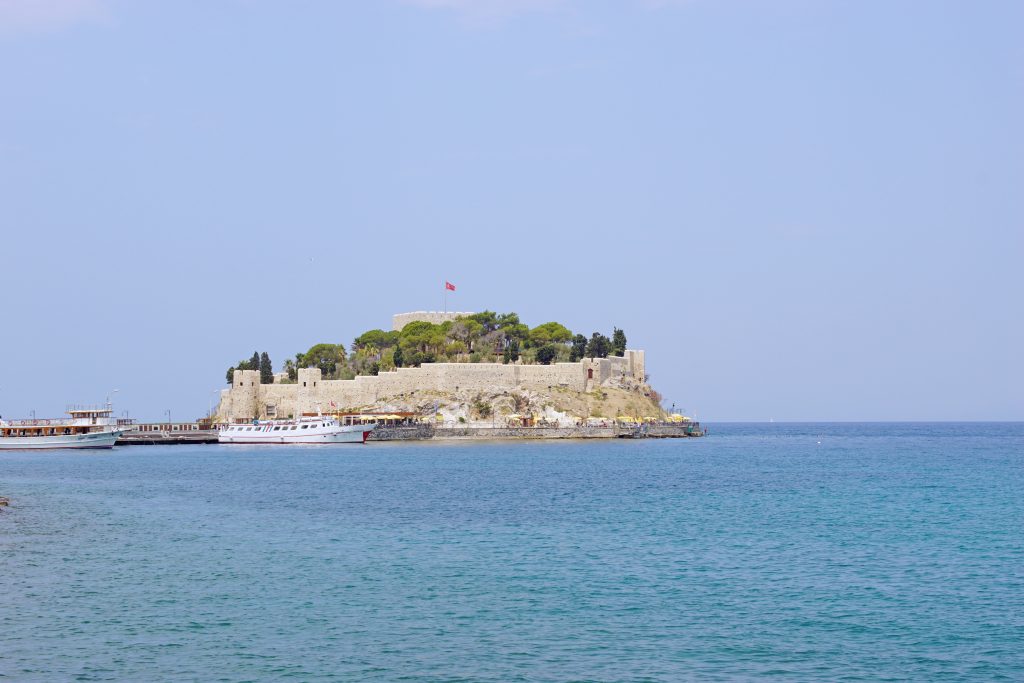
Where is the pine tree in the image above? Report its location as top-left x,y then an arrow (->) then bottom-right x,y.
586,332 -> 611,359
250,351 -> 260,371
569,334 -> 588,362
393,344 -> 404,368
612,327 -> 627,357
259,351 -> 273,384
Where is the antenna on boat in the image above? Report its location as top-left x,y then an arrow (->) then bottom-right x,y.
107,389 -> 119,411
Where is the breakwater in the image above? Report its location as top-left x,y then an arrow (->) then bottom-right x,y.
370,423 -> 702,441
114,423 -> 702,445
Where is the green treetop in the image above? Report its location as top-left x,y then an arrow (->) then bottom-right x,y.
586,332 -> 612,359
259,351 -> 273,384
299,343 -> 347,378
529,322 -> 573,347
569,334 -> 588,362
535,344 -> 558,365
611,327 -> 627,357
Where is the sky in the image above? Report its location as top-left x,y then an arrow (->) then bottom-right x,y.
0,0 -> 1021,422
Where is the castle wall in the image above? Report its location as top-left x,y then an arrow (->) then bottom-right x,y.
217,351 -> 646,421
391,311 -> 475,331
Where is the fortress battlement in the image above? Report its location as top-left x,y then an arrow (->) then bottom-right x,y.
218,351 -> 647,422
391,311 -> 476,331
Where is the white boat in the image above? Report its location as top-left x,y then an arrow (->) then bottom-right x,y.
0,405 -> 124,450
218,415 -> 375,444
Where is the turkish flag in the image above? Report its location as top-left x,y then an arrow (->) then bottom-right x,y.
445,281 -> 456,291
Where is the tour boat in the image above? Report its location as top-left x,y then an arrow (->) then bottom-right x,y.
218,416 -> 375,444
0,405 -> 124,450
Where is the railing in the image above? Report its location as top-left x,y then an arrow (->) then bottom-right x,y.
66,404 -> 113,413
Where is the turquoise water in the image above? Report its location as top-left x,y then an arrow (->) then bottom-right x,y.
1,423 -> 1022,681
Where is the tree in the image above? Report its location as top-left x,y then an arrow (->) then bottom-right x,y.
299,343 -> 347,377
250,351 -> 260,372
535,344 -> 558,365
392,344 -> 404,368
283,358 -> 298,381
450,318 -> 484,351
469,310 -> 498,333
502,323 -> 530,344
508,338 -> 520,362
569,334 -> 588,362
226,366 -> 235,385
353,329 -> 400,351
503,338 -> 521,364
611,327 -> 627,357
586,332 -> 611,359
529,322 -> 572,347
496,312 -> 520,329
259,351 -> 273,384
399,321 -> 447,358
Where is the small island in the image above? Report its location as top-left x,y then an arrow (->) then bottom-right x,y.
215,311 -> 700,439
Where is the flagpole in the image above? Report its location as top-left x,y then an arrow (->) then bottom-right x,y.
443,280 -> 446,313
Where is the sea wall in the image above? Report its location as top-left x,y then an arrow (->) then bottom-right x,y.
433,425 -> 620,439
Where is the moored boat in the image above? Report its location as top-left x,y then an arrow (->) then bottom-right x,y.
218,415 -> 374,444
0,405 -> 124,450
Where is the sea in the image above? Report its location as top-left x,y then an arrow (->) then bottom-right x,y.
1,423 -> 1021,681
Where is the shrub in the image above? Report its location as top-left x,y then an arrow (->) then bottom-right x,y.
535,344 -> 558,365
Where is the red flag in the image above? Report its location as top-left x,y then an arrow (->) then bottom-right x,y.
445,281 -> 456,291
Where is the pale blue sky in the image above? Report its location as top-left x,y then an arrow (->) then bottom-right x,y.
1,0 -> 1021,421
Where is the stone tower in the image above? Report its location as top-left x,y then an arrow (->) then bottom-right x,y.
391,311 -> 475,332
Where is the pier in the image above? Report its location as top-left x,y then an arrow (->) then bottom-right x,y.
117,429 -> 219,445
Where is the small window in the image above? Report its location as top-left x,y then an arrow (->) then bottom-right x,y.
290,426 -> 297,430
246,427 -> 252,431
301,424 -> 308,429
303,382 -> 307,387
273,426 -> 281,431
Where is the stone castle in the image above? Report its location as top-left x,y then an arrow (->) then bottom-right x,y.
216,312 -> 647,422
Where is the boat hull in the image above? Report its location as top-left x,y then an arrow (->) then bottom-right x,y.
0,430 -> 123,450
218,424 -> 373,445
